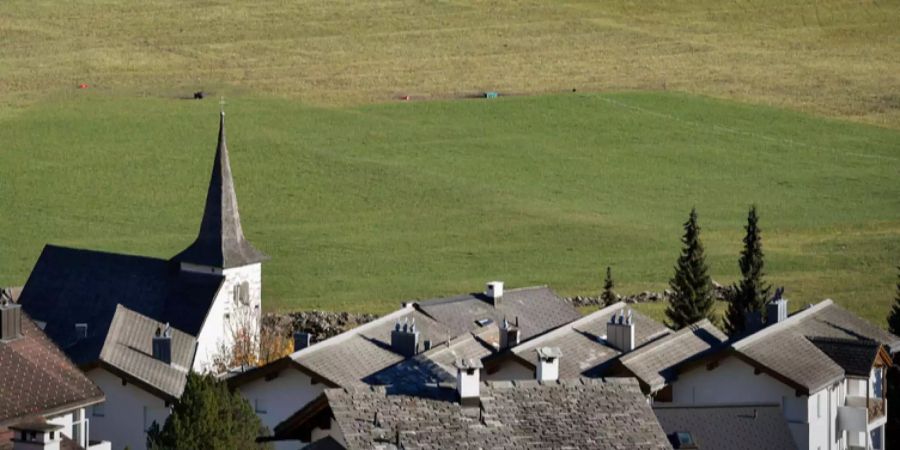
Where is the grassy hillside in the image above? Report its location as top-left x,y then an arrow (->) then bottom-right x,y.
1,0 -> 898,126
1,91 -> 898,325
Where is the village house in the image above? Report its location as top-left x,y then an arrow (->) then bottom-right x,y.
0,295 -> 108,450
266,355 -> 672,450
16,112 -> 265,450
228,282 -> 581,450
663,298 -> 899,450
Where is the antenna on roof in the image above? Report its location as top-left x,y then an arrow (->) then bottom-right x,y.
219,96 -> 226,115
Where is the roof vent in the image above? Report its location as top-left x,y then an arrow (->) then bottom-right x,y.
486,281 -> 503,306
294,332 -> 312,351
766,287 -> 788,325
536,347 -> 562,382
454,358 -> 483,406
607,309 -> 635,352
0,298 -> 22,342
75,323 -> 88,341
153,324 -> 173,364
391,318 -> 419,357
499,317 -> 520,350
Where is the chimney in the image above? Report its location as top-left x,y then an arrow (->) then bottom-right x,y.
767,288 -> 788,325
390,318 -> 419,357
454,358 -> 483,406
498,317 -> 520,350
536,347 -> 562,382
152,324 -> 172,364
0,298 -> 22,342
293,332 -> 312,351
10,421 -> 63,450
486,281 -> 503,306
607,309 -> 635,352
744,310 -> 763,333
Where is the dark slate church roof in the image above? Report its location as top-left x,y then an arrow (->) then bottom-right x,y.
19,245 -> 223,366
172,112 -> 267,269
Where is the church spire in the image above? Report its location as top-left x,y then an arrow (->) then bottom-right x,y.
174,112 -> 267,269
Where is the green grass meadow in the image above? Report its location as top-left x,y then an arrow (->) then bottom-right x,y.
2,91 -> 898,325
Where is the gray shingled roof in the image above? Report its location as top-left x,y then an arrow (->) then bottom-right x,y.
321,378 -> 671,450
732,299 -> 900,393
653,403 -> 796,450
370,326 -> 499,385
19,245 -> 223,367
618,319 -> 727,392
173,112 -> 267,269
416,286 -> 580,341
0,309 -> 104,426
289,306 -> 454,386
99,305 -> 195,400
511,302 -> 670,378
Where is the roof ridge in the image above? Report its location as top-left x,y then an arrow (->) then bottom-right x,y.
414,285 -> 550,306
619,319 -> 715,362
290,305 -> 415,361
733,299 -> 833,349
653,402 -> 781,410
513,302 -> 626,352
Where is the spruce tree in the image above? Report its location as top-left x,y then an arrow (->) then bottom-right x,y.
147,373 -> 272,450
666,208 -> 715,329
888,267 -> 900,335
601,266 -> 617,306
725,205 -> 771,336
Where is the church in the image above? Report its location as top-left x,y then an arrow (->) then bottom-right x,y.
18,111 -> 265,449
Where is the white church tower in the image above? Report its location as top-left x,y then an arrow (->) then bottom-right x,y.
173,111 -> 268,372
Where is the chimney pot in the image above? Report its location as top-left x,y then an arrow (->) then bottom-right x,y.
455,358 -> 483,406
486,281 -> 504,306
152,324 -> 173,364
391,317 -> 420,357
536,347 -> 562,382
0,301 -> 23,341
607,308 -> 636,352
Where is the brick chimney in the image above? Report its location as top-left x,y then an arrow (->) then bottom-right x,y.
391,318 -> 419,357
607,309 -> 635,352
536,347 -> 562,382
455,358 -> 483,406
0,298 -> 22,342
152,324 -> 172,364
498,317 -> 520,350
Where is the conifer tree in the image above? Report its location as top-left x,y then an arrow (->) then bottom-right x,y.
889,267 -> 900,335
601,266 -> 617,306
725,206 -> 770,336
666,208 -> 715,329
147,373 -> 271,450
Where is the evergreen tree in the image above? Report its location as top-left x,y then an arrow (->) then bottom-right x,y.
886,267 -> 900,444
147,373 -> 272,450
725,206 -> 771,336
666,208 -> 715,329
601,266 -> 617,306
888,267 -> 900,335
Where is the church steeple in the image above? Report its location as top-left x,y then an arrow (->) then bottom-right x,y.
174,112 -> 267,269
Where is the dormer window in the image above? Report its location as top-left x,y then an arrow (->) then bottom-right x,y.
233,281 -> 250,306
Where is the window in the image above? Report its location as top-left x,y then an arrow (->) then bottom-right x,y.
816,392 -> 822,419
233,281 -> 250,306
49,432 -> 55,440
255,398 -> 267,414
675,432 -> 697,449
93,402 -> 106,417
